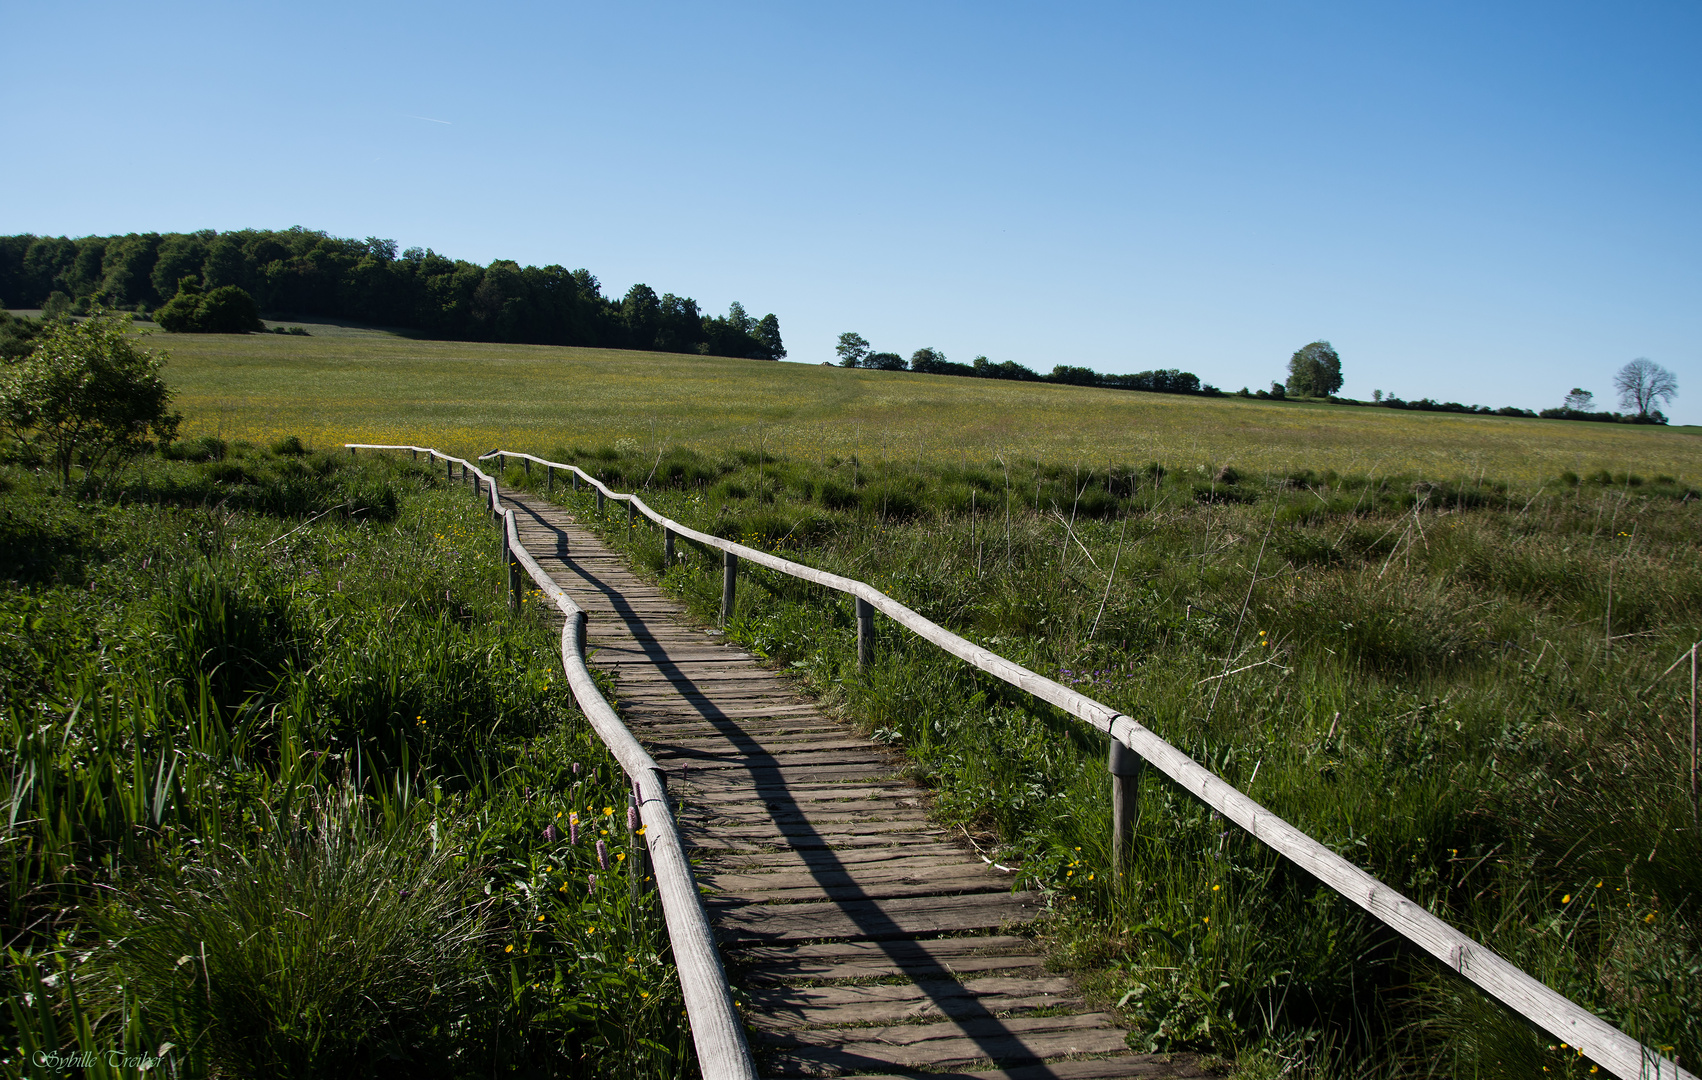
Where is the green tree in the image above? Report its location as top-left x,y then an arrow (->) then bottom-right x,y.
836,332 -> 870,367
41,292 -> 72,320
201,234 -> 250,290
621,283 -> 661,348
909,347 -> 946,372
0,309 -> 180,483
1286,340 -> 1343,398
149,234 -> 208,301
754,313 -> 785,360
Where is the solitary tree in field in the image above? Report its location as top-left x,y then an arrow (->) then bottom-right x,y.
1613,358 -> 1677,417
1286,341 -> 1344,398
1563,388 -> 1595,411
836,332 -> 870,368
0,309 -> 180,484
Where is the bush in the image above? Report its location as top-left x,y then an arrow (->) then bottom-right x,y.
0,309 -> 181,483
155,277 -> 263,334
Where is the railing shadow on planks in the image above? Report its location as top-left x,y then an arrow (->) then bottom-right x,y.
347,443 -> 1692,1080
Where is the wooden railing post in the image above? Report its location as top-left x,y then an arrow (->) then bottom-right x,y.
664,527 -> 675,567
348,446 -> 355,459
1109,737 -> 1144,873
502,515 -> 517,610
721,552 -> 738,627
446,458 -> 452,481
524,457 -> 531,478
626,497 -> 636,534
571,470 -> 579,492
855,597 -> 874,668
410,448 -> 417,462
596,488 -> 606,517
547,465 -> 554,492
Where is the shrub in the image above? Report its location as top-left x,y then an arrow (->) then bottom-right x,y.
154,277 -> 263,334
0,309 -> 181,483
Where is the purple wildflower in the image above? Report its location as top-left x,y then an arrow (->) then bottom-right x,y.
569,814 -> 579,845
542,822 -> 560,843
626,805 -> 638,833
596,839 -> 608,870
588,873 -> 596,894
571,762 -> 580,775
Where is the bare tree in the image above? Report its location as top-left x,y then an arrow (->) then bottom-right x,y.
1613,358 -> 1678,417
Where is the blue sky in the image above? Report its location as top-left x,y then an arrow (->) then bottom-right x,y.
5,2 -> 1698,421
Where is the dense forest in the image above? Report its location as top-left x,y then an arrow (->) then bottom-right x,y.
0,229 -> 785,360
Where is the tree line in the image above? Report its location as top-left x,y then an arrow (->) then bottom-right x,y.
0,229 -> 784,359
833,333 -> 1222,396
1261,340 -> 1676,425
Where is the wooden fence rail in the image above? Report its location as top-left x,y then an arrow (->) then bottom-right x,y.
345,444 -> 758,1080
459,445 -> 1686,1080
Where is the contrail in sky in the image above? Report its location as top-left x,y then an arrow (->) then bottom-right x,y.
407,115 -> 451,124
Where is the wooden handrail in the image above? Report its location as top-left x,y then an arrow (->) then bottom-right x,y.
453,445 -> 1688,1080
344,444 -> 757,1080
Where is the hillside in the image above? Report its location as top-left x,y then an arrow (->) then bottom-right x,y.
155,320 -> 1702,487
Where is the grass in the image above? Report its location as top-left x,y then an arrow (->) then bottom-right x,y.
151,321 -> 1702,488
487,441 -> 1699,1079
0,447 -> 691,1078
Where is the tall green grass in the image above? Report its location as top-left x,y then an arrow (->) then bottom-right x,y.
1,446 -> 689,1078
511,443 -> 1700,1079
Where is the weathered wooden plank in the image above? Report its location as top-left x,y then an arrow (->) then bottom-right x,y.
704,865 -> 1010,904
643,732 -> 857,750
758,1013 -> 1131,1074
674,763 -> 898,786
682,783 -> 922,805
621,702 -> 828,720
686,826 -> 948,853
731,945 -> 1034,986
655,734 -> 876,753
704,850 -> 980,877
685,805 -> 932,828
655,748 -> 892,771
714,891 -> 1039,943
746,977 -> 1079,1029
830,1056 -> 1209,1080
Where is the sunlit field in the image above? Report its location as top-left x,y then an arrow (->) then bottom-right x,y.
153,320 -> 1702,488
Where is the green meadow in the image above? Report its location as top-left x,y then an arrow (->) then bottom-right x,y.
6,318 -> 1700,1078
156,320 -> 1702,487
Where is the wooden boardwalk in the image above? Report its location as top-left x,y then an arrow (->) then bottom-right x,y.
509,493 -> 1201,1080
